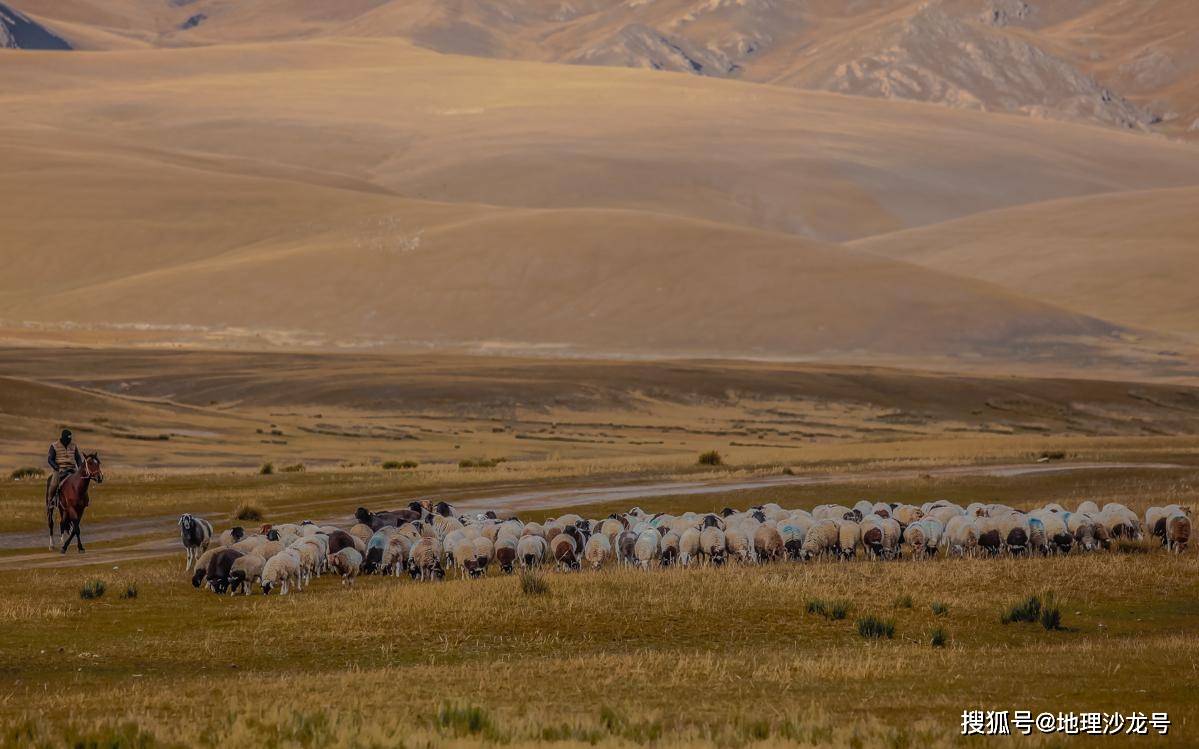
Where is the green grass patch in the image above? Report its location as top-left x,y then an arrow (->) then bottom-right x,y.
930,627 -> 949,647
808,598 -> 850,620
856,616 -> 895,640
931,601 -> 949,616
79,580 -> 107,600
893,594 -> 913,609
280,463 -> 306,473
1000,595 -> 1042,624
258,462 -> 274,475
119,584 -> 138,600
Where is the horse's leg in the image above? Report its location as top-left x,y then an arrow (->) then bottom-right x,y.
75,514 -> 85,552
46,502 -> 56,551
60,520 -> 74,554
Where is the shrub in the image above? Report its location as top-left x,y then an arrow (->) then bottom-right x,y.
233,501 -> 265,522
119,584 -> 138,600
459,458 -> 504,469
280,463 -> 305,473
893,594 -> 913,609
931,601 -> 949,616
697,450 -> 723,466
9,467 -> 45,481
1001,595 -> 1042,624
259,462 -> 274,475
930,627 -> 948,647
80,580 -> 106,600
382,460 -> 419,470
856,616 -> 895,640
519,569 -> 549,596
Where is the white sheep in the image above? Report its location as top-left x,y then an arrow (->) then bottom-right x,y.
801,519 -> 839,561
633,530 -> 661,569
261,549 -> 302,595
943,516 -> 978,557
328,547 -> 364,586
584,534 -> 612,570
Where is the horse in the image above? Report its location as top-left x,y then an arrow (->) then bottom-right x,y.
54,453 -> 104,554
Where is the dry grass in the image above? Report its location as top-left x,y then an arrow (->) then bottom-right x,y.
0,543 -> 1196,747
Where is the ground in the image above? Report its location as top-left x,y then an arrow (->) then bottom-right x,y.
0,349 -> 1197,747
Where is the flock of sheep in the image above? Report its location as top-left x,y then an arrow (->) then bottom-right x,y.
180,498 -> 1193,595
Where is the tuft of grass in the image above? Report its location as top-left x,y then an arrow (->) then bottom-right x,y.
697,450 -> 723,466
382,460 -> 419,470
519,569 -> 549,596
1115,538 -> 1154,554
258,462 -> 274,475
1040,606 -> 1063,631
893,594 -> 913,609
280,463 -> 305,473
233,501 -> 265,522
79,580 -> 106,600
459,457 -> 505,469
930,627 -> 948,647
119,584 -> 138,600
436,704 -> 494,737
856,616 -> 895,640
931,601 -> 949,616
807,599 -> 850,620
1001,595 -> 1042,624
9,466 -> 45,481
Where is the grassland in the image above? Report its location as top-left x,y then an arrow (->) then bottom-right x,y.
1,540 -> 1196,748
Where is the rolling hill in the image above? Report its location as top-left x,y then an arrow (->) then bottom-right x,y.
849,186 -> 1199,337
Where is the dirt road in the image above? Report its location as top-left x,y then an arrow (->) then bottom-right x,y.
0,461 -> 1181,570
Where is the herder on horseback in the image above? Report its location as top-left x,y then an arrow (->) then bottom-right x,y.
44,428 -> 104,553
46,428 -> 83,509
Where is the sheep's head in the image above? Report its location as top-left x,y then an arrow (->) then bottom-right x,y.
191,569 -> 206,588
179,514 -> 194,532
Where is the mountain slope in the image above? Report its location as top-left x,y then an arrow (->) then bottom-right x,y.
850,187 -> 1199,336
10,0 -> 1198,136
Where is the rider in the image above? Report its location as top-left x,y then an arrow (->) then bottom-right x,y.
46,428 -> 83,506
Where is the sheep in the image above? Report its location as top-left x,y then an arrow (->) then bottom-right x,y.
1066,513 -> 1100,552
217,527 -> 245,547
699,526 -> 727,566
202,548 -> 245,594
348,523 -> 375,545
178,514 -> 214,571
1101,505 -> 1141,541
943,516 -> 978,557
494,537 -> 518,574
469,537 -> 494,577
753,524 -> 785,563
678,528 -> 701,567
190,547 -> 222,589
976,516 -> 1004,556
997,512 -> 1031,556
659,531 -> 680,567
257,539 -> 284,561
629,530 -> 660,569
452,539 -> 476,579
802,519 -> 839,561
261,549 -> 303,595
1076,500 -> 1100,516
1030,510 -> 1072,554
1167,513 -> 1191,553
859,516 -> 898,560
835,520 -> 860,561
891,505 -> 924,529
902,521 -> 933,558
326,529 -> 364,556
231,535 -> 267,555
327,547 -> 364,586
615,530 -> 639,567
852,500 -> 875,520
724,527 -> 755,564
584,534 -> 612,570
516,535 -> 548,570
408,537 -> 444,580
777,520 -> 808,560
228,553 -> 266,595
550,532 -> 581,571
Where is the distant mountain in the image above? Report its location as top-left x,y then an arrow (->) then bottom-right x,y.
0,1 -> 69,49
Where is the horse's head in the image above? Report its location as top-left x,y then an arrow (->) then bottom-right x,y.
82,453 -> 104,483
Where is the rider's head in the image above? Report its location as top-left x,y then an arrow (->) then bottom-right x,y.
60,429 -> 72,446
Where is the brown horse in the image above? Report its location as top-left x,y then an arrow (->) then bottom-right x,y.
55,453 -> 104,554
